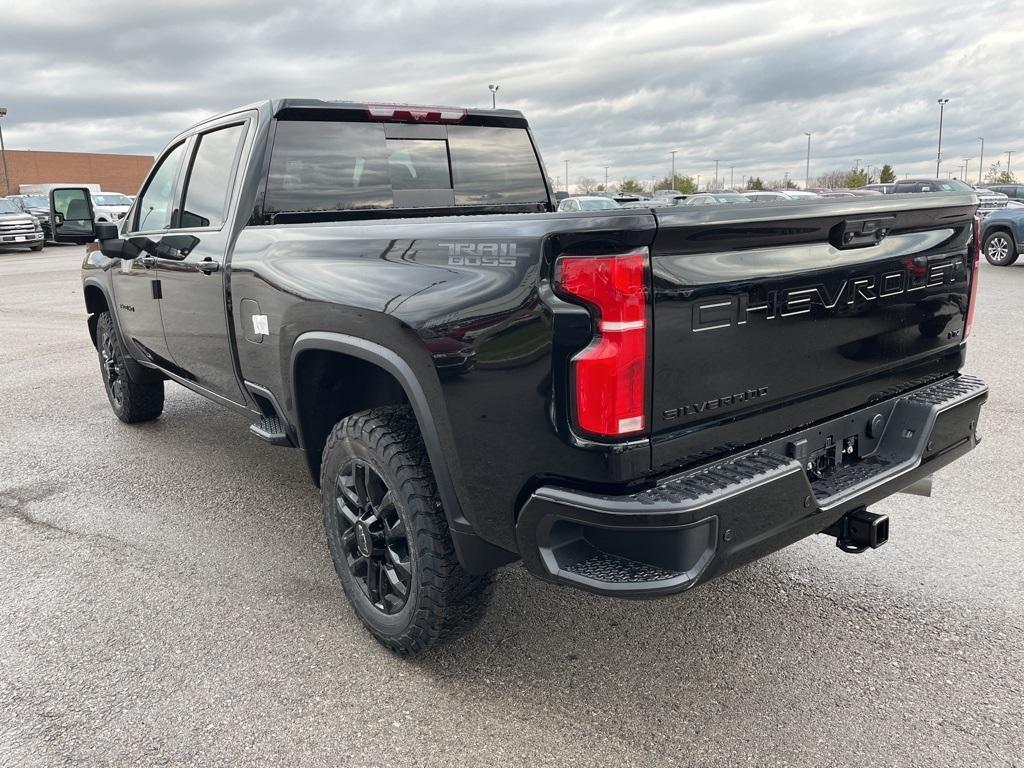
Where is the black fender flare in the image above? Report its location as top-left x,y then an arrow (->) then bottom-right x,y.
82,277 -> 116,348
82,277 -> 163,384
289,332 -> 517,573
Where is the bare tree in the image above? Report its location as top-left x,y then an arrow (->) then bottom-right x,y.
576,176 -> 597,194
985,161 -> 1017,185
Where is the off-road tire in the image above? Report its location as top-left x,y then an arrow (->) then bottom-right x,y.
96,311 -> 164,423
984,230 -> 1018,266
321,406 -> 494,655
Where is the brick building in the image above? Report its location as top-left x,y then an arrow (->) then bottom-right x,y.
0,149 -> 154,196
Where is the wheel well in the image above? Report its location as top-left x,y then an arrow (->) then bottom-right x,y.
83,284 -> 109,347
985,226 -> 1014,242
293,350 -> 410,484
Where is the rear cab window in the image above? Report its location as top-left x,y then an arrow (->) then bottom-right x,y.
263,117 -> 549,222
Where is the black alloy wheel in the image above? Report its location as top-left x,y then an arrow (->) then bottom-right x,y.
100,322 -> 127,408
333,459 -> 412,615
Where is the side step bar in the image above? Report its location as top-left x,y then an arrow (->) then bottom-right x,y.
244,381 -> 295,447
249,415 -> 291,446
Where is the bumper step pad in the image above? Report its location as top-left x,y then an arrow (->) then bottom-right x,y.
516,373 -> 987,596
564,552 -> 682,584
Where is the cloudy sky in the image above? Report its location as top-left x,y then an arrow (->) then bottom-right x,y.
2,0 -> 1021,190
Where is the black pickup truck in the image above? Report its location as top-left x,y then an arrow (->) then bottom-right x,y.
51,99 -> 987,655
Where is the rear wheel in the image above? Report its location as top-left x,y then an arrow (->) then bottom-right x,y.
321,406 -> 493,655
96,312 -> 164,423
984,230 -> 1018,266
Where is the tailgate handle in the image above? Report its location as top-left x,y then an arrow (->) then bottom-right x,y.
831,215 -> 896,250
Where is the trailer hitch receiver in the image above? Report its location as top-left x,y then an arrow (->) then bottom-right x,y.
825,508 -> 889,554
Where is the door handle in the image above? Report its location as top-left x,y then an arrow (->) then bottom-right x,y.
195,259 -> 221,274
138,255 -> 157,268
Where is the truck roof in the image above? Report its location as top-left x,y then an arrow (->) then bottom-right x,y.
192,99 -> 529,130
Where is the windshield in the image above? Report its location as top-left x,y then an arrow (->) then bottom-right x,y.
578,198 -> 621,210
93,194 -> 133,206
713,194 -> 752,203
19,195 -> 48,208
0,199 -> 19,214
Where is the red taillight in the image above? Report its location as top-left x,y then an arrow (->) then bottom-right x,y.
555,249 -> 649,437
364,103 -> 467,123
965,215 -> 981,338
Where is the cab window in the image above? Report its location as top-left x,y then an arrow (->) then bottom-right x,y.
133,142 -> 186,232
178,123 -> 246,229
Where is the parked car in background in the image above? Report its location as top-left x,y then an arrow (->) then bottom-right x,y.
558,195 -> 622,212
0,197 -> 45,251
973,188 -> 1010,218
90,192 -> 134,223
893,179 -> 972,193
987,184 -> 1024,203
5,193 -> 52,239
863,183 -> 898,194
683,192 -> 752,206
743,191 -> 789,202
979,208 -> 1024,266
777,190 -> 820,200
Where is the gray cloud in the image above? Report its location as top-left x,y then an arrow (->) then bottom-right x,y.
1,0 -> 1021,188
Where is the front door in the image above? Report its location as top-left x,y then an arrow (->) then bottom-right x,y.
157,119 -> 249,405
111,141 -> 188,366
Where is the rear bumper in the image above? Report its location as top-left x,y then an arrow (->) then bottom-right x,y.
515,374 -> 987,597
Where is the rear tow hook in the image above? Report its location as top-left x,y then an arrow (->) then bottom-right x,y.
824,508 -> 889,554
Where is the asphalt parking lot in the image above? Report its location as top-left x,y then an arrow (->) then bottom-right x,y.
1,244 -> 1022,767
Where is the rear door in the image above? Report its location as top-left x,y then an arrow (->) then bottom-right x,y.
158,117 -> 251,405
648,195 -> 978,468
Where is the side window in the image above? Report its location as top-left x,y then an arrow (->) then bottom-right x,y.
133,142 -> 186,232
178,123 -> 246,229
265,121 -> 392,214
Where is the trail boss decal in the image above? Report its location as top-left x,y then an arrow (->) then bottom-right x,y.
692,257 -> 964,333
438,242 -> 521,267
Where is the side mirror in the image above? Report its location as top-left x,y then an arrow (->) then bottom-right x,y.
49,188 -> 97,245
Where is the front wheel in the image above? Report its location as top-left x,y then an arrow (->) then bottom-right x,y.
30,242 -> 44,252
984,230 -> 1018,266
321,406 -> 493,655
96,312 -> 164,423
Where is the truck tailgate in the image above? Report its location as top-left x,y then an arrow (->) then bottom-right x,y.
649,194 -> 978,470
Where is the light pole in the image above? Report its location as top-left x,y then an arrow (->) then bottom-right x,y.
714,159 -> 719,190
977,137 -> 985,184
730,166 -> 735,188
935,97 -> 949,178
854,159 -> 861,173
803,132 -> 812,190
488,84 -> 500,109
603,165 -> 609,189
0,107 -> 9,197
963,158 -> 971,182
564,159 -> 568,194
670,150 -> 677,188
1008,150 -> 1016,177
